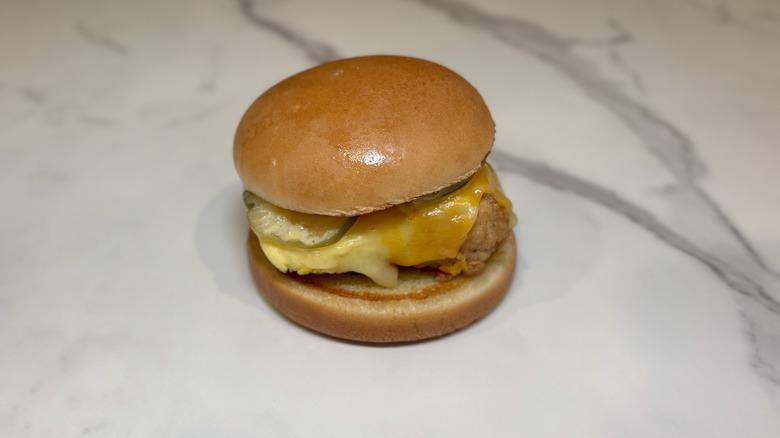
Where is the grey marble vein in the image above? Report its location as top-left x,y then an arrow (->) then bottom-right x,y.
680,0 -> 780,39
78,115 -> 119,127
19,88 -> 45,104
418,0 -> 705,181
490,150 -> 780,386
607,46 -> 645,96
416,0 -> 779,279
200,47 -> 221,93
490,150 -> 779,315
414,0 -> 780,388
238,0 -> 339,64
74,24 -> 128,56
604,19 -> 645,95
161,104 -> 225,129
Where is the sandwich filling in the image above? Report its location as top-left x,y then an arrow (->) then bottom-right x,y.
247,164 -> 515,287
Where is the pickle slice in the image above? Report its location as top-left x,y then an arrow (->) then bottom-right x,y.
412,174 -> 474,204
243,191 -> 356,248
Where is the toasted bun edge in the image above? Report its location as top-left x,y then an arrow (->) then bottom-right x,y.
246,231 -> 517,343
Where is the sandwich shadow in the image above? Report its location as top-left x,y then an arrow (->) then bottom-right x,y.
194,182 -> 272,312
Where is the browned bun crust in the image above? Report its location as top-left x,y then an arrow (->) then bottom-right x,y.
247,231 -> 516,343
234,55 -> 496,216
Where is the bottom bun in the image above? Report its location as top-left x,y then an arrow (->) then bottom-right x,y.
247,231 -> 517,343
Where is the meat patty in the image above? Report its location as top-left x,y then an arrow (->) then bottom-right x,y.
424,194 -> 512,277
459,195 -> 512,274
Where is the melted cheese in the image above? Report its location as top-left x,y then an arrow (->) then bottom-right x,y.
259,164 -> 513,287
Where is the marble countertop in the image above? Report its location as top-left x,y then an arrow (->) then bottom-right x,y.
2,0 -> 780,436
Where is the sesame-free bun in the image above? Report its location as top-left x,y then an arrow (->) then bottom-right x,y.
247,231 -> 516,343
234,55 -> 495,216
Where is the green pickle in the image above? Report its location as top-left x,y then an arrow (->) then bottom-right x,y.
243,191 -> 356,248
412,175 -> 473,204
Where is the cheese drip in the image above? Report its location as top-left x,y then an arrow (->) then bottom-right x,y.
259,164 -> 513,287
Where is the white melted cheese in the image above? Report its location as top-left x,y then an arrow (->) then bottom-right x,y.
255,164 -> 513,287
261,231 -> 397,287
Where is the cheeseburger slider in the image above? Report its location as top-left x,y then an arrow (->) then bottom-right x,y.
234,55 -> 516,342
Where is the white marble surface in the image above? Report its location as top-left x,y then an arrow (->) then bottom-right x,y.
2,0 -> 780,436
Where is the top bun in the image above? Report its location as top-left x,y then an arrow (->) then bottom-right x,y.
234,55 -> 495,216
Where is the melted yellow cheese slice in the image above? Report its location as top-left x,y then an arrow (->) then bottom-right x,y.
259,164 -> 513,287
